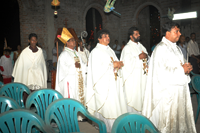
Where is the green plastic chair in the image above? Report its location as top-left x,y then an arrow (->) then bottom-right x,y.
191,75 -> 200,123
0,109 -> 54,133
45,98 -> 107,133
189,71 -> 198,97
0,96 -> 21,114
0,83 -> 31,108
26,89 -> 64,120
111,113 -> 160,133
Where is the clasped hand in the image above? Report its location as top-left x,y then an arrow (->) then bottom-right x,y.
139,51 -> 147,59
75,62 -> 81,68
182,63 -> 193,74
113,61 -> 124,69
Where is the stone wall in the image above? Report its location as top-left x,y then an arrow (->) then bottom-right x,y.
17,0 -> 200,59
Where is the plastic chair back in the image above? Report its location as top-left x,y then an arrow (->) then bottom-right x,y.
191,75 -> 200,123
0,83 -> 31,108
111,113 -> 160,133
192,75 -> 200,93
0,109 -> 53,133
45,98 -> 107,133
26,89 -> 64,120
0,96 -> 21,114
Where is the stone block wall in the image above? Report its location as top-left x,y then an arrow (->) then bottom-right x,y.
17,0 -> 200,58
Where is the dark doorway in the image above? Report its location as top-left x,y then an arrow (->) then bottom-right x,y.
86,8 -> 102,43
149,5 -> 161,50
1,0 -> 21,56
137,5 -> 160,53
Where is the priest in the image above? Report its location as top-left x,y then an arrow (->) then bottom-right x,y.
55,27 -> 86,106
142,21 -> 196,133
120,27 -> 148,113
12,33 -> 47,90
86,29 -> 127,132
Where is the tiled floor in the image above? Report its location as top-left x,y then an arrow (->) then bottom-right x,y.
48,82 -> 200,133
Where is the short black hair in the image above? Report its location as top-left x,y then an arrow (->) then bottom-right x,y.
186,36 -> 190,39
4,49 -> 11,53
28,33 -> 38,40
162,21 -> 180,35
97,29 -> 110,43
190,33 -> 196,37
128,27 -> 139,39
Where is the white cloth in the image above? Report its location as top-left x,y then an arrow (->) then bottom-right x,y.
187,40 -> 200,56
12,46 -> 47,89
77,46 -> 90,65
178,44 -> 187,61
142,37 -> 196,133
120,40 -> 148,112
55,47 -> 85,100
112,44 -> 121,54
86,43 -> 127,132
0,55 -> 13,76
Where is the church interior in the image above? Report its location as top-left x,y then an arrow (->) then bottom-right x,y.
0,0 -> 200,132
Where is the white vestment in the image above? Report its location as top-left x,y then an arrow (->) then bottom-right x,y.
86,43 -> 127,132
142,37 -> 196,133
77,46 -> 90,65
12,46 -> 47,89
0,55 -> 13,76
120,40 -> 148,112
77,47 -> 90,86
55,47 -> 86,101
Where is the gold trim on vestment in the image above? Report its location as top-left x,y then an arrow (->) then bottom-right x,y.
74,56 -> 85,106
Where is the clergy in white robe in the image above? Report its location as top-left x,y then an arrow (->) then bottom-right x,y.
55,27 -> 86,105
86,29 -> 127,132
142,22 -> 196,133
12,33 -> 47,90
121,27 -> 148,113
77,38 -> 90,86
77,37 -> 90,65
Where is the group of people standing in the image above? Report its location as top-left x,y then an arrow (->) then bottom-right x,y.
54,21 -> 197,133
2,20 -> 197,133
0,41 -> 22,84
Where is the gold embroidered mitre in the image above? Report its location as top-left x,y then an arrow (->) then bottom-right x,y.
57,27 -> 74,45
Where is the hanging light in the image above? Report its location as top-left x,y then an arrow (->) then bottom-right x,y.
172,11 -> 197,20
51,0 -> 60,15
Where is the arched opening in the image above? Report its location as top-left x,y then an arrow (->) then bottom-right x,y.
137,5 -> 161,53
1,0 -> 21,56
86,8 -> 102,43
